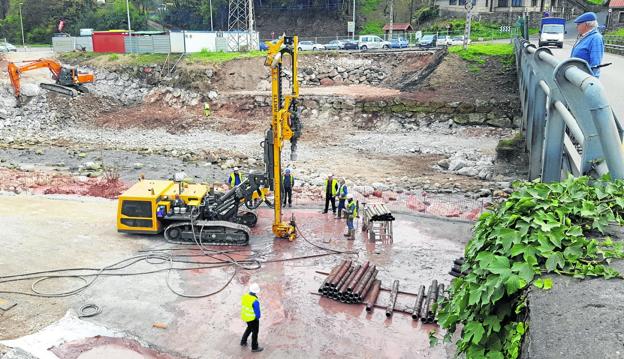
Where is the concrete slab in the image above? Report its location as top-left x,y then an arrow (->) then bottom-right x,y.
0,194 -> 472,358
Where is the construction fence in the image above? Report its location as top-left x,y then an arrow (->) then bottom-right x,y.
52,31 -> 260,54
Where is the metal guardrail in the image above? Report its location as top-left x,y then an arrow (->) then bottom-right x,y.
514,38 -> 624,182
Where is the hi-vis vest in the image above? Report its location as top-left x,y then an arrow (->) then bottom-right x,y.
282,174 -> 294,187
337,184 -> 348,199
347,200 -> 358,218
229,172 -> 243,187
324,179 -> 338,196
241,293 -> 257,322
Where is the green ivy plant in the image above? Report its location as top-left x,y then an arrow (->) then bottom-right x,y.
437,176 -> 624,358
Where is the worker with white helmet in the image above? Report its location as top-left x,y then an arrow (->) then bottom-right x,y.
227,167 -> 244,188
240,283 -> 264,352
344,193 -> 358,240
322,173 -> 339,214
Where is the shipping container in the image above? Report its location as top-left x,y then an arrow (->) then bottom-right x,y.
92,31 -> 126,53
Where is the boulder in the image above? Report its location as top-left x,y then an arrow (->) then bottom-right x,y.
320,78 -> 335,86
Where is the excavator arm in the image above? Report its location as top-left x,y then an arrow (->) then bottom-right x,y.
264,35 -> 301,240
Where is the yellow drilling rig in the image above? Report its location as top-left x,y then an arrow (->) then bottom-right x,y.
116,35 -> 301,244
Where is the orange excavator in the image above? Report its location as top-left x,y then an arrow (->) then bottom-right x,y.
8,58 -> 95,104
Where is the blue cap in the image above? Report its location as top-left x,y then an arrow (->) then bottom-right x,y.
574,12 -> 597,24
285,168 -> 291,173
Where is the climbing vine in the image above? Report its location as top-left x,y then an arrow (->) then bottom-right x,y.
437,176 -> 624,358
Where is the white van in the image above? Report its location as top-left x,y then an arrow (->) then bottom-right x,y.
357,35 -> 391,50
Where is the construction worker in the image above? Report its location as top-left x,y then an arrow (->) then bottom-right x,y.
227,167 -> 244,188
323,174 -> 339,214
240,283 -> 264,352
282,168 -> 294,207
204,102 -> 211,117
336,178 -> 348,219
344,194 -> 358,240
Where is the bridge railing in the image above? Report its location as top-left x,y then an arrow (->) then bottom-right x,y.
514,38 -> 624,182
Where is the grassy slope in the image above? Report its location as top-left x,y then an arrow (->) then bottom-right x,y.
60,50 -> 267,66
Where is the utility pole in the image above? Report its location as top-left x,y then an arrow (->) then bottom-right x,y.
389,0 -> 394,40
125,0 -> 132,52
210,0 -> 214,31
352,0 -> 356,40
463,0 -> 473,50
18,3 -> 25,48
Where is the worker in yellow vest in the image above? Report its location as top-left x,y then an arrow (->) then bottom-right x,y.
240,283 -> 264,352
227,167 -> 244,188
336,178 -> 348,219
344,194 -> 358,240
322,174 -> 339,214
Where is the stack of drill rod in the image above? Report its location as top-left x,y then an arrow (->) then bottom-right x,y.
318,260 -> 378,304
449,257 -> 471,278
364,204 -> 395,222
411,279 -> 446,323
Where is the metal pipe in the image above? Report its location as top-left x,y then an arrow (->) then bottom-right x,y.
554,101 -> 585,145
427,281 -> 440,323
319,261 -> 345,293
335,266 -> 354,292
385,280 -> 400,317
411,285 -> 426,320
330,261 -> 352,287
437,283 -> 445,301
326,260 -> 348,287
421,280 -> 437,323
347,262 -> 370,292
354,265 -> 377,297
365,280 -> 382,312
355,269 -> 378,302
338,265 -> 360,294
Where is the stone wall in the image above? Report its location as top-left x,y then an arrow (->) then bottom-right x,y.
221,93 -> 521,129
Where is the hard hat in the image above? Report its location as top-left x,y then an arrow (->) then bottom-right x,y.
347,194 -> 354,200
285,168 -> 291,173
234,167 -> 239,171
249,283 -> 260,294
328,173 -> 334,177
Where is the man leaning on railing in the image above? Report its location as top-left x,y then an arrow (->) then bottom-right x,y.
570,12 -> 605,78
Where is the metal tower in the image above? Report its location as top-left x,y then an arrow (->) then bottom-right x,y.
227,0 -> 258,51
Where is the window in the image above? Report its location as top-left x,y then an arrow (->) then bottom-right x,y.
512,0 -> 522,6
498,0 -> 508,7
531,0 -> 537,6
619,11 -> 624,23
450,0 -> 457,4
486,0 -> 489,7
121,200 -> 152,218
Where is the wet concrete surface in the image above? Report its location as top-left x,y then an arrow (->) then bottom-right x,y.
0,195 -> 472,358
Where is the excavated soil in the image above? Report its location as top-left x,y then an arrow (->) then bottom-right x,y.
408,54 -> 517,102
94,103 -> 203,134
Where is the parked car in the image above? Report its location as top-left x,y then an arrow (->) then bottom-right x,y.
449,36 -> 471,46
436,35 -> 452,46
298,41 -> 325,51
390,37 -> 409,48
343,40 -> 358,50
418,34 -> 437,48
357,35 -> 391,50
325,40 -> 346,50
0,42 -> 17,52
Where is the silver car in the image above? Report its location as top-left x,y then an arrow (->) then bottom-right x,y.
0,42 -> 17,52
325,40 -> 345,50
298,41 -> 325,51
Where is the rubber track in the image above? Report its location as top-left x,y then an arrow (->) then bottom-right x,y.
164,220 -> 251,246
